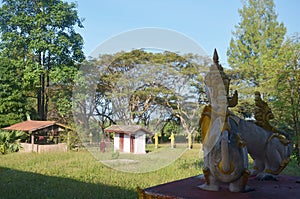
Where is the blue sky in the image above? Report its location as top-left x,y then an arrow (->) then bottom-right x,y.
71,0 -> 300,68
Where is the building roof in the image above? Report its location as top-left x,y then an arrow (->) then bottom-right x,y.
2,120 -> 67,132
104,125 -> 153,135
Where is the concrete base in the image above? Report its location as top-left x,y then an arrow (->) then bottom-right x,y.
139,175 -> 300,199
20,143 -> 67,153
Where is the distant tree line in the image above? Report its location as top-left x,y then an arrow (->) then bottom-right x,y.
73,50 -> 210,142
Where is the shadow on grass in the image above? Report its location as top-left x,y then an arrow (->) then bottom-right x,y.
0,167 -> 136,199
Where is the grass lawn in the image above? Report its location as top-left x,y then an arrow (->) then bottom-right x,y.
0,143 -> 299,199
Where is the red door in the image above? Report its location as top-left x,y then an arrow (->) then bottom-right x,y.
130,135 -> 135,153
119,133 -> 124,152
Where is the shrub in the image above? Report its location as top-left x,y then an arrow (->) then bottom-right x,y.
0,130 -> 26,154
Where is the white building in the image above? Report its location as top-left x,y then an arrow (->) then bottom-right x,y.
104,125 -> 152,154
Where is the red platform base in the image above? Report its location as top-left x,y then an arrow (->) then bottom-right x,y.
139,175 -> 300,199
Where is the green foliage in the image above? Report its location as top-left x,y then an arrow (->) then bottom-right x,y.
227,0 -> 287,118
0,130 -> 26,154
227,0 -> 286,95
48,66 -> 79,123
0,0 -> 84,121
59,129 -> 82,150
272,34 -> 300,163
75,50 -> 208,136
0,58 -> 27,127
231,99 -> 255,119
227,0 -> 299,162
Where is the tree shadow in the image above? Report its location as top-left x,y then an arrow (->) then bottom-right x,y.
0,167 -> 136,199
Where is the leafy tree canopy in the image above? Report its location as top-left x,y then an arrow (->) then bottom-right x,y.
0,58 -> 27,127
227,0 -> 299,162
227,0 -> 287,118
73,49 -> 210,139
0,0 -> 85,122
227,0 -> 286,93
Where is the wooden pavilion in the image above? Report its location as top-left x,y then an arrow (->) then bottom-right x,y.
2,120 -> 69,153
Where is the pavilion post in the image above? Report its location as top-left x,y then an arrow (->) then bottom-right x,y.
31,133 -> 34,152
67,131 -> 70,150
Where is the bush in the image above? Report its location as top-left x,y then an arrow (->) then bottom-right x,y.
0,130 -> 26,154
59,130 -> 83,150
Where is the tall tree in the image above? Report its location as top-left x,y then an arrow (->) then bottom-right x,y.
227,0 -> 299,161
0,0 -> 85,120
227,0 -> 286,117
227,0 -> 286,94
273,34 -> 300,162
0,58 -> 27,127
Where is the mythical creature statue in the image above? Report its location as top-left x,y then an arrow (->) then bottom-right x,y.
238,91 -> 292,179
229,113 -> 292,180
199,49 -> 251,192
254,91 -> 278,133
199,49 -> 292,192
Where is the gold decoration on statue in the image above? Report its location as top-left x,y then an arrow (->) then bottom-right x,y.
205,49 -> 238,108
218,161 -> 235,175
254,91 -> 278,133
242,170 -> 251,188
268,133 -> 291,146
203,167 -> 211,185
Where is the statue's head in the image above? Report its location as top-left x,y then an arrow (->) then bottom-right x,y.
212,49 -> 230,96
205,49 -> 230,105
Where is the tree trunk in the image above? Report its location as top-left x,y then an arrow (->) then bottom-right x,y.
37,51 -> 48,121
45,72 -> 49,120
38,73 -> 46,120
